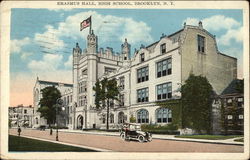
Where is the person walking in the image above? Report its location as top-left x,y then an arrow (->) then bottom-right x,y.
18,126 -> 21,136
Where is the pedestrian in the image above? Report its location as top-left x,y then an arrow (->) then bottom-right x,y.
18,126 -> 21,136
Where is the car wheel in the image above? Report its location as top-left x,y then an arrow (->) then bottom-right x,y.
120,132 -> 126,141
138,135 -> 145,143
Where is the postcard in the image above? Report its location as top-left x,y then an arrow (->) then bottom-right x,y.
0,1 -> 249,160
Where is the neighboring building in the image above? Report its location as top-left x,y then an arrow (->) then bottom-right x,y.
33,77 -> 73,128
219,79 -> 244,135
71,21 -> 237,129
9,104 -> 34,128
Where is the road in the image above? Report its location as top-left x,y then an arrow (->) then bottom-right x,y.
9,128 -> 243,152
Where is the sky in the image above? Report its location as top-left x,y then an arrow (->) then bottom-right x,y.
10,9 -> 244,106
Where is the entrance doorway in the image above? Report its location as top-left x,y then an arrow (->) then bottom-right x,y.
77,115 -> 83,129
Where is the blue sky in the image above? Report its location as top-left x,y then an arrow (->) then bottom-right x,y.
10,9 -> 244,106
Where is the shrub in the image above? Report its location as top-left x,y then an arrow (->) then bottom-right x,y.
141,123 -> 179,135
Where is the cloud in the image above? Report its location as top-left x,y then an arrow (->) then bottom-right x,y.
183,15 -> 241,31
28,54 -> 63,71
217,27 -> 243,46
52,11 -> 153,46
183,15 -> 242,46
20,51 -> 33,60
64,55 -> 72,69
11,37 -> 31,53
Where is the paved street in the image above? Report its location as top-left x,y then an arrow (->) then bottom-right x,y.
9,128 -> 243,152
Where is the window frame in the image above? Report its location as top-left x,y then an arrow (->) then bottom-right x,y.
137,66 -> 149,83
156,82 -> 172,101
197,35 -> 205,53
137,88 -> 149,103
160,43 -> 166,54
156,58 -> 172,78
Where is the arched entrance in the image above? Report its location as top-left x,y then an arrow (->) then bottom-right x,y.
118,112 -> 125,124
77,115 -> 83,129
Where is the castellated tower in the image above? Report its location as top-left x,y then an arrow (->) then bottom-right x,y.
87,30 -> 98,53
72,43 -> 81,118
86,30 -> 98,128
121,38 -> 131,60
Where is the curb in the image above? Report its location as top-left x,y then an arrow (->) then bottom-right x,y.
19,128 -> 244,146
9,133 -> 113,152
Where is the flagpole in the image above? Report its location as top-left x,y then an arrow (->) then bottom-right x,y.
89,16 -> 92,34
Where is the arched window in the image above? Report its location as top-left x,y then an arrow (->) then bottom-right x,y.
137,109 -> 149,123
110,114 -> 114,123
156,108 -> 172,123
102,114 -> 106,124
118,112 -> 125,124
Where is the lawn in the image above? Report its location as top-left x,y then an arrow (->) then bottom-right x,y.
9,135 -> 97,152
175,135 -> 243,140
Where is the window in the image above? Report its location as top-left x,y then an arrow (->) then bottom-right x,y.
67,96 -> 69,105
238,97 -> 243,107
227,98 -> 232,105
119,77 -> 125,89
157,58 -> 172,78
137,66 -> 149,83
197,35 -> 205,53
157,82 -> 172,100
227,115 -> 233,119
110,114 -> 114,123
239,115 -> 244,119
24,109 -> 27,114
102,115 -> 106,124
118,112 -> 125,124
105,67 -> 116,74
140,53 -> 145,62
137,109 -> 149,123
119,94 -> 125,106
79,96 -> 85,106
156,108 -> 172,123
137,88 -> 149,103
82,69 -> 87,75
160,43 -> 166,54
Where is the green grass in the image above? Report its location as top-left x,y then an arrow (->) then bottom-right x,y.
234,138 -> 244,142
175,135 -> 242,140
9,135 -> 97,152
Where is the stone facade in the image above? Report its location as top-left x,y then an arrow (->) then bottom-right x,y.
9,105 -> 34,128
70,21 -> 237,130
33,77 -> 73,128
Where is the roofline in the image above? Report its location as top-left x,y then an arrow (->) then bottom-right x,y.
167,29 -> 184,38
218,52 -> 237,60
38,80 -> 73,87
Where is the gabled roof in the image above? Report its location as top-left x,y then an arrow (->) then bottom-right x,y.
221,79 -> 243,95
38,80 -> 73,87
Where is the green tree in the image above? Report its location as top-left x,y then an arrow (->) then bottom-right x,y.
93,78 -> 120,130
181,74 -> 213,134
38,86 -> 61,130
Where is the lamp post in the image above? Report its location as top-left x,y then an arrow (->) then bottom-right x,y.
56,98 -> 64,141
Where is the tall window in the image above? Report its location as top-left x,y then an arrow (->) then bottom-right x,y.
157,58 -> 172,78
197,35 -> 205,53
156,108 -> 172,123
110,114 -> 114,123
157,82 -> 172,100
160,43 -> 166,54
137,88 -> 149,103
119,94 -> 125,106
137,66 -> 149,83
118,112 -> 125,124
102,115 -> 106,124
119,77 -> 125,89
24,109 -> 27,114
140,53 -> 145,62
137,109 -> 149,123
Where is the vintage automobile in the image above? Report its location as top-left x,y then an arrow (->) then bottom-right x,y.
120,123 -> 152,142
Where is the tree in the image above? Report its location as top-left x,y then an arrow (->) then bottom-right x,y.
181,74 -> 213,134
38,86 -> 61,130
93,78 -> 120,130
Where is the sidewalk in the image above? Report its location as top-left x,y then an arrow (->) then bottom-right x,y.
55,129 -> 243,146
